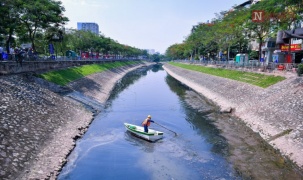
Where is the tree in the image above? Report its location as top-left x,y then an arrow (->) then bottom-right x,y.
216,8 -> 250,59
166,43 -> 187,60
0,1 -> 8,41
259,0 -> 303,31
60,29 -> 147,59
1,1 -> 148,59
165,0 -> 303,62
17,0 -> 68,51
0,0 -> 20,53
150,53 -> 160,63
246,0 -> 288,61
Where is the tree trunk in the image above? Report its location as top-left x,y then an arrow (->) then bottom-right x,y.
6,36 -> 11,54
6,28 -> 14,53
227,46 -> 230,60
30,32 -> 36,52
258,37 -> 263,61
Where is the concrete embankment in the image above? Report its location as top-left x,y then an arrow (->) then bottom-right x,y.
163,63 -> 303,169
0,61 -> 151,179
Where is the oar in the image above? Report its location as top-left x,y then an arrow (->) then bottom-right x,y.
154,122 -> 177,136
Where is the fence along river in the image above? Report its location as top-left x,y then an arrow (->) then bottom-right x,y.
58,65 -> 302,180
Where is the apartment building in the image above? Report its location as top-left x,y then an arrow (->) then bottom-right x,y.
77,22 -> 99,34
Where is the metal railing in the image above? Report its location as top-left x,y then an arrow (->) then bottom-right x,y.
0,53 -> 145,62
173,60 -> 299,74
0,58 -> 143,75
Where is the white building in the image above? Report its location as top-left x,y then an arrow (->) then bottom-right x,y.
77,22 -> 99,34
146,49 -> 156,55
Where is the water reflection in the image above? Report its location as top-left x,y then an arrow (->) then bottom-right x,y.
163,65 -> 303,179
124,131 -> 156,153
107,66 -> 153,102
59,64 -> 245,179
61,63 -> 303,179
165,73 -> 229,156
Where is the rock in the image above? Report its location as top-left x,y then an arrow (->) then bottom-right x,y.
220,107 -> 233,113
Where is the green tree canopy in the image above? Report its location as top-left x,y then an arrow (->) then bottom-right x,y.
165,0 -> 303,61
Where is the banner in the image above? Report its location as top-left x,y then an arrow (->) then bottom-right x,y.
280,44 -> 302,51
49,43 -> 55,54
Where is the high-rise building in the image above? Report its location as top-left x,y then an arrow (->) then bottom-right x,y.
146,49 -> 156,55
77,22 -> 99,34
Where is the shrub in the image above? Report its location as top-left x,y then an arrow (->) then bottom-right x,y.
194,55 -> 200,60
249,50 -> 259,59
297,64 -> 303,76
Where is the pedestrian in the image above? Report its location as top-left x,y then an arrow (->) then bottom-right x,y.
142,115 -> 154,133
0,46 -> 3,60
17,49 -> 26,66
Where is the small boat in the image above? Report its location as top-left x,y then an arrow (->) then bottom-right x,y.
124,123 -> 164,142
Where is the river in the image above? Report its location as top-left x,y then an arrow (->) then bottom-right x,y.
58,64 -> 302,180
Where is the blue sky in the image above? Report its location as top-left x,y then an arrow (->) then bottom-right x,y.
61,0 -> 245,54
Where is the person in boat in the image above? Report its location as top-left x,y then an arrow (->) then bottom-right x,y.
142,115 -> 154,133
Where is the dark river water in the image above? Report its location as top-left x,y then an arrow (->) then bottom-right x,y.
58,65 -> 302,180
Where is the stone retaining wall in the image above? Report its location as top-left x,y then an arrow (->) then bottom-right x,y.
1,61 -> 301,179
163,63 -> 303,169
0,59 -> 141,75
0,62 -> 150,179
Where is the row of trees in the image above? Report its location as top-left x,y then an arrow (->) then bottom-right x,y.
165,0 -> 303,61
0,0 -> 68,53
0,0 -> 149,59
45,29 -> 149,59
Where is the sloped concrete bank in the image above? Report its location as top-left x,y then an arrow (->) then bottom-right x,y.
0,62 -> 151,180
163,63 -> 303,169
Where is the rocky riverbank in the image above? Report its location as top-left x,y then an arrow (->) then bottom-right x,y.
1,61 -> 302,179
163,63 -> 303,169
0,62 -> 151,180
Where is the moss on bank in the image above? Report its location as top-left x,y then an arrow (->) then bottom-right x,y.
37,61 -> 141,86
169,62 -> 285,88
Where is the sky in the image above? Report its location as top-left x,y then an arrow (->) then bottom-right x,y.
60,0 -> 246,54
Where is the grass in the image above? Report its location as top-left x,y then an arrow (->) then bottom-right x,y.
38,61 -> 140,86
169,62 -> 286,88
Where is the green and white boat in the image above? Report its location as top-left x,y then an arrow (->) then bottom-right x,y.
124,123 -> 164,142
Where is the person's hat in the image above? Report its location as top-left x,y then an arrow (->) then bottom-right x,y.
147,115 -> 152,118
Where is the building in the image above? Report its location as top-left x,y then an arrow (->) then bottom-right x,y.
146,49 -> 156,55
77,22 -> 99,34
